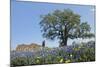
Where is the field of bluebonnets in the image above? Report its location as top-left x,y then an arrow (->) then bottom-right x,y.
11,41 -> 95,67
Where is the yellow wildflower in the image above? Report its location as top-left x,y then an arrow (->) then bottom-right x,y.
37,57 -> 40,59
59,58 -> 63,63
79,46 -> 81,49
65,60 -> 71,63
70,54 -> 73,57
36,59 -> 40,63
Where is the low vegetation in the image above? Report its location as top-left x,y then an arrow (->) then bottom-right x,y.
11,41 -> 95,67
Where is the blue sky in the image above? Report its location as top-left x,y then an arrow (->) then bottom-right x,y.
11,0 -> 95,49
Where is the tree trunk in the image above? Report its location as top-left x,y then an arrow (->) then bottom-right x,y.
64,25 -> 68,46
59,25 -> 68,47
64,37 -> 68,46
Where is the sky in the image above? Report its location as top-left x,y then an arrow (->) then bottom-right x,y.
11,0 -> 95,49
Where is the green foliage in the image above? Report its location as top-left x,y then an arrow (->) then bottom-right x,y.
11,41 -> 95,66
40,9 -> 94,46
11,57 -> 28,67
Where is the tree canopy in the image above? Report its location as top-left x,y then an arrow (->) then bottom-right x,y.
40,9 -> 94,47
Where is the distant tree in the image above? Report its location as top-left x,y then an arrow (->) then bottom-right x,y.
40,9 -> 94,47
42,40 -> 45,47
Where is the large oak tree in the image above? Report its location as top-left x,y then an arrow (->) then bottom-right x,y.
40,9 -> 94,47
